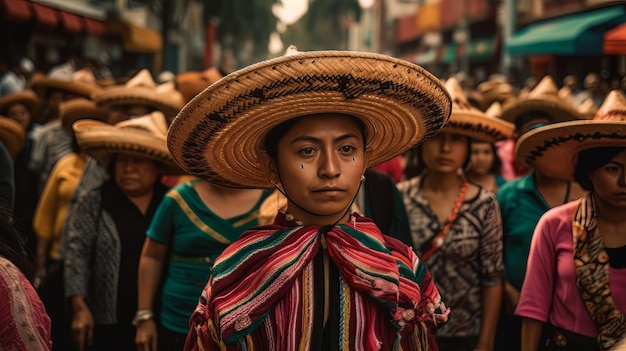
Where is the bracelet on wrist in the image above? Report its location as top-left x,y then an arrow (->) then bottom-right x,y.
132,309 -> 154,326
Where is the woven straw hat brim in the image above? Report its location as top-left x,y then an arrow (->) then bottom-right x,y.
515,120 -> 626,180
500,95 -> 584,123
95,87 -> 183,121
443,110 -> 514,142
0,116 -> 26,158
168,50 -> 452,189
0,90 -> 40,115
31,76 -> 101,99
73,120 -> 183,174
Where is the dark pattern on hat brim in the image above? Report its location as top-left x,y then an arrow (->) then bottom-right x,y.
168,52 -> 452,189
96,89 -> 182,121
444,120 -> 512,142
516,121 -> 626,180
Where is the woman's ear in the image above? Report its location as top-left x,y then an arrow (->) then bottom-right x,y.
259,153 -> 279,186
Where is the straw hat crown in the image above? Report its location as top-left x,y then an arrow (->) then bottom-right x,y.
31,69 -> 102,99
485,102 -> 502,118
500,75 -> 584,123
577,98 -> 598,119
515,89 -> 626,180
94,69 -> 184,121
176,67 -> 224,103
60,98 -> 108,135
73,111 -> 181,174
442,78 -> 514,142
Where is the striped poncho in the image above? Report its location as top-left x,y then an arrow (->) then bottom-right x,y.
184,214 -> 444,350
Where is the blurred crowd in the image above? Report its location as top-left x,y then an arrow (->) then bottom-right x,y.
1,52 -> 625,351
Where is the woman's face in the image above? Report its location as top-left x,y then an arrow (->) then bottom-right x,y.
268,114 -> 368,225
7,103 -> 31,129
114,154 -> 162,197
469,142 -> 494,176
589,149 -> 626,209
421,132 -> 469,174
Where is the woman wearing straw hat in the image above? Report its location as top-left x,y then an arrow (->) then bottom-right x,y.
514,90 -> 626,351
64,112 -> 179,351
168,46 -> 451,350
495,76 -> 588,351
398,78 -> 512,351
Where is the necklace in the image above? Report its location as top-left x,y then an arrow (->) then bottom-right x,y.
421,178 -> 468,261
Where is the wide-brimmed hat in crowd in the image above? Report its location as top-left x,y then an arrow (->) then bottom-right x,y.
477,76 -> 516,110
500,75 -> 584,123
60,98 -> 108,135
0,90 -> 40,116
515,89 -> 626,180
94,69 -> 185,121
176,67 -> 224,103
0,116 -> 26,158
73,111 -> 182,174
441,78 -> 514,143
31,69 -> 102,99
167,46 -> 452,189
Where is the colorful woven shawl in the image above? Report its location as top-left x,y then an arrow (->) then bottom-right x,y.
185,214 -> 442,350
573,194 -> 626,350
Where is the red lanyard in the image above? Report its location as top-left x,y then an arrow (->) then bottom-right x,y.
421,179 -> 468,262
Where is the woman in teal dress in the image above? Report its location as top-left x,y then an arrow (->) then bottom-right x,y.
135,178 -> 270,351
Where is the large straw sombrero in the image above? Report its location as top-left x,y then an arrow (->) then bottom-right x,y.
441,78 -> 514,142
515,89 -> 626,180
31,69 -> 101,99
0,116 -> 26,158
73,111 -> 182,174
176,67 -> 224,103
478,79 -> 516,110
94,69 -> 185,121
0,90 -> 40,116
60,98 -> 108,135
167,46 -> 452,189
500,76 -> 584,123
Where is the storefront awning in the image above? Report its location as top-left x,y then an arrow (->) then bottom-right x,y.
506,6 -> 626,55
1,0 -> 32,22
59,11 -> 83,33
604,23 -> 626,55
31,1 -> 59,27
104,19 -> 163,53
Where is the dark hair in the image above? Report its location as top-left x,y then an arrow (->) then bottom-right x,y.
0,199 -> 32,276
485,142 -> 502,175
263,114 -> 367,162
574,147 -> 626,191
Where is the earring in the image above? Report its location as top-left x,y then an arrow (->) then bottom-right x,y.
360,174 -> 366,182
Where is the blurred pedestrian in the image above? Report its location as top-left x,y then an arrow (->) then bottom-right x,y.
170,47 -> 451,350
515,90 -> 626,351
398,78 -> 510,351
64,112 -> 179,351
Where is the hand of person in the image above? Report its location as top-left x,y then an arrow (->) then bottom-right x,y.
32,267 -> 47,289
135,319 -> 158,351
71,308 -> 94,351
503,282 -> 520,314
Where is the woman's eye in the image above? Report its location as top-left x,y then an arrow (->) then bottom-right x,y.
299,147 -> 315,155
340,145 -> 356,153
606,166 -> 620,173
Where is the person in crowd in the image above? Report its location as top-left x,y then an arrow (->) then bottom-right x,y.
31,99 -> 107,351
495,75 -> 588,351
169,47 -> 451,350
515,90 -> 626,351
466,102 -> 507,193
578,72 -> 606,108
64,112 -> 179,351
0,115 -> 26,207
0,58 -> 28,96
135,178 -> 271,351
398,78 -> 510,351
0,90 -> 41,251
0,198 -> 52,351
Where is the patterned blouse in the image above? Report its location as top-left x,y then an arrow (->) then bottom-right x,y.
398,176 -> 504,337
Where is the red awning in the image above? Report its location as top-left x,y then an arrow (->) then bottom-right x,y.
59,10 -> 83,33
83,17 -> 104,35
1,0 -> 32,22
604,23 -> 626,55
31,2 -> 59,27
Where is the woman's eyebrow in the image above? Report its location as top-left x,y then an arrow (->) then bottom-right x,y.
290,133 -> 360,144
